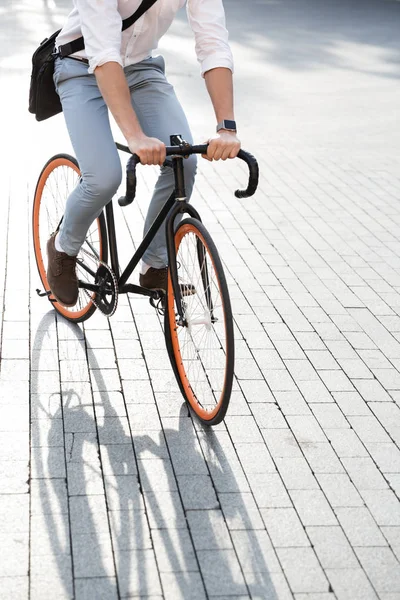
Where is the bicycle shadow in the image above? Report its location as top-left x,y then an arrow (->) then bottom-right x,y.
30,311 -> 281,599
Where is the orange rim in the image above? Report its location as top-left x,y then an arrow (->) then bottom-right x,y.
33,157 -> 102,320
167,223 -> 229,421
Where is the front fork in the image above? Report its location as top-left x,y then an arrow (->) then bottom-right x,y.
165,169 -> 201,324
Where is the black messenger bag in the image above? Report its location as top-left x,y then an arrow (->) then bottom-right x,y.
29,0 -> 158,122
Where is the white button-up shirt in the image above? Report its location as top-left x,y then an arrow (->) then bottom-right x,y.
56,0 -> 234,76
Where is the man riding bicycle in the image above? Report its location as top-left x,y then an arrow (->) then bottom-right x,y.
46,0 -> 241,307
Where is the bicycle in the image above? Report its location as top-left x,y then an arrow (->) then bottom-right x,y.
32,135 -> 259,425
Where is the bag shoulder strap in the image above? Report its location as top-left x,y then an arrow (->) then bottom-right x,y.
58,0 -> 158,58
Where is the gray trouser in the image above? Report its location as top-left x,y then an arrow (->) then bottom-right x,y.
53,55 -> 197,266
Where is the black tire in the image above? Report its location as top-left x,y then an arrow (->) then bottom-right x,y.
32,154 -> 108,323
164,218 -> 234,426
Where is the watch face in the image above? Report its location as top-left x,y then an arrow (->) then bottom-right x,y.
217,119 -> 237,132
224,120 -> 236,131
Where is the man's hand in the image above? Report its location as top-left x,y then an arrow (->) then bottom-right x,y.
128,133 -> 166,166
203,131 -> 241,162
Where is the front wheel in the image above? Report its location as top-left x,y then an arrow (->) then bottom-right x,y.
32,154 -> 108,323
165,218 -> 234,426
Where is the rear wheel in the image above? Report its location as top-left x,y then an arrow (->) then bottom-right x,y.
32,154 -> 108,323
165,218 -> 234,426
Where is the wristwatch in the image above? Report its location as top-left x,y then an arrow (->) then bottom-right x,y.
216,119 -> 237,133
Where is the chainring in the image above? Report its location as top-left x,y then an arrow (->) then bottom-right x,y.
80,248 -> 118,317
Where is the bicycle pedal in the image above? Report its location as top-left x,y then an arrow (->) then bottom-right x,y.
36,288 -> 52,298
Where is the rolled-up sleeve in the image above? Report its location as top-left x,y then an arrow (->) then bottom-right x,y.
76,0 -> 123,73
187,0 -> 234,77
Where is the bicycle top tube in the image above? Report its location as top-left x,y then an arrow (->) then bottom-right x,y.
115,139 -> 259,207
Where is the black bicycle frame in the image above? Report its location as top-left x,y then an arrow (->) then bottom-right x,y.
103,152 -> 201,321
76,136 -> 258,321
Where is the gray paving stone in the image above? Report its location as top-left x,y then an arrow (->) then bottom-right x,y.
30,479 -> 68,515
104,474 -> 144,512
295,595 -> 335,600
167,441 -> 209,476
250,403 -> 288,429
0,577 -> 28,600
316,473 -> 363,507
197,549 -> 247,596
72,532 -> 115,578
177,475 -> 218,510
341,457 -> 389,489
151,527 -> 198,572
277,547 -> 329,593
355,547 -> 400,593
294,332 -> 326,351
306,526 -> 358,570
144,490 -> 186,530
116,549 -> 162,597
231,529 -> 282,575
247,472 -> 292,508
325,567 -> 379,599
332,391 -> 371,416
353,379 -> 393,402
187,509 -> 232,551
274,391 -> 312,415
0,494 -> 29,533
296,380 -> 333,403
305,350 -> 340,371
334,507 -> 387,547
245,568 -> 293,600
225,415 -> 265,443
159,571 -> 206,600
67,461 -> 104,497
126,404 -> 162,432
348,416 -> 392,444
122,379 -> 155,403
90,369 -> 121,392
69,495 -> 109,536
30,553 -> 73,600
275,457 -> 318,490
367,442 -> 400,473
74,577 -> 118,600
285,360 -> 320,382
325,428 -> 368,458
219,492 -> 264,530
262,508 -> 309,548
234,442 -> 276,474
252,348 -> 285,370
289,490 -> 337,527
0,533 -> 28,577
30,509 -> 71,556
360,489 -> 400,526
301,442 -> 344,473
262,428 -> 302,459
287,415 -> 327,444
311,403 -> 349,429
238,379 -> 275,403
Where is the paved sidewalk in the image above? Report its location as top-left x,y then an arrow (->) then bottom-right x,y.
1,0 -> 400,598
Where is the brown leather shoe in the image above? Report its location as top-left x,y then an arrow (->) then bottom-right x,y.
139,267 -> 195,296
46,234 -> 78,307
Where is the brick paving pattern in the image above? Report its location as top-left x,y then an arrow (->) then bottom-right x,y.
1,0 -> 400,598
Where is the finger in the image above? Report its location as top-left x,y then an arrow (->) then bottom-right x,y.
221,147 -> 232,161
160,144 -> 166,165
213,144 -> 224,161
207,141 -> 217,161
229,144 -> 240,159
201,153 -> 211,161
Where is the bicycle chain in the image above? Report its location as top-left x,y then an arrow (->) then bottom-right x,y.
79,247 -> 119,317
